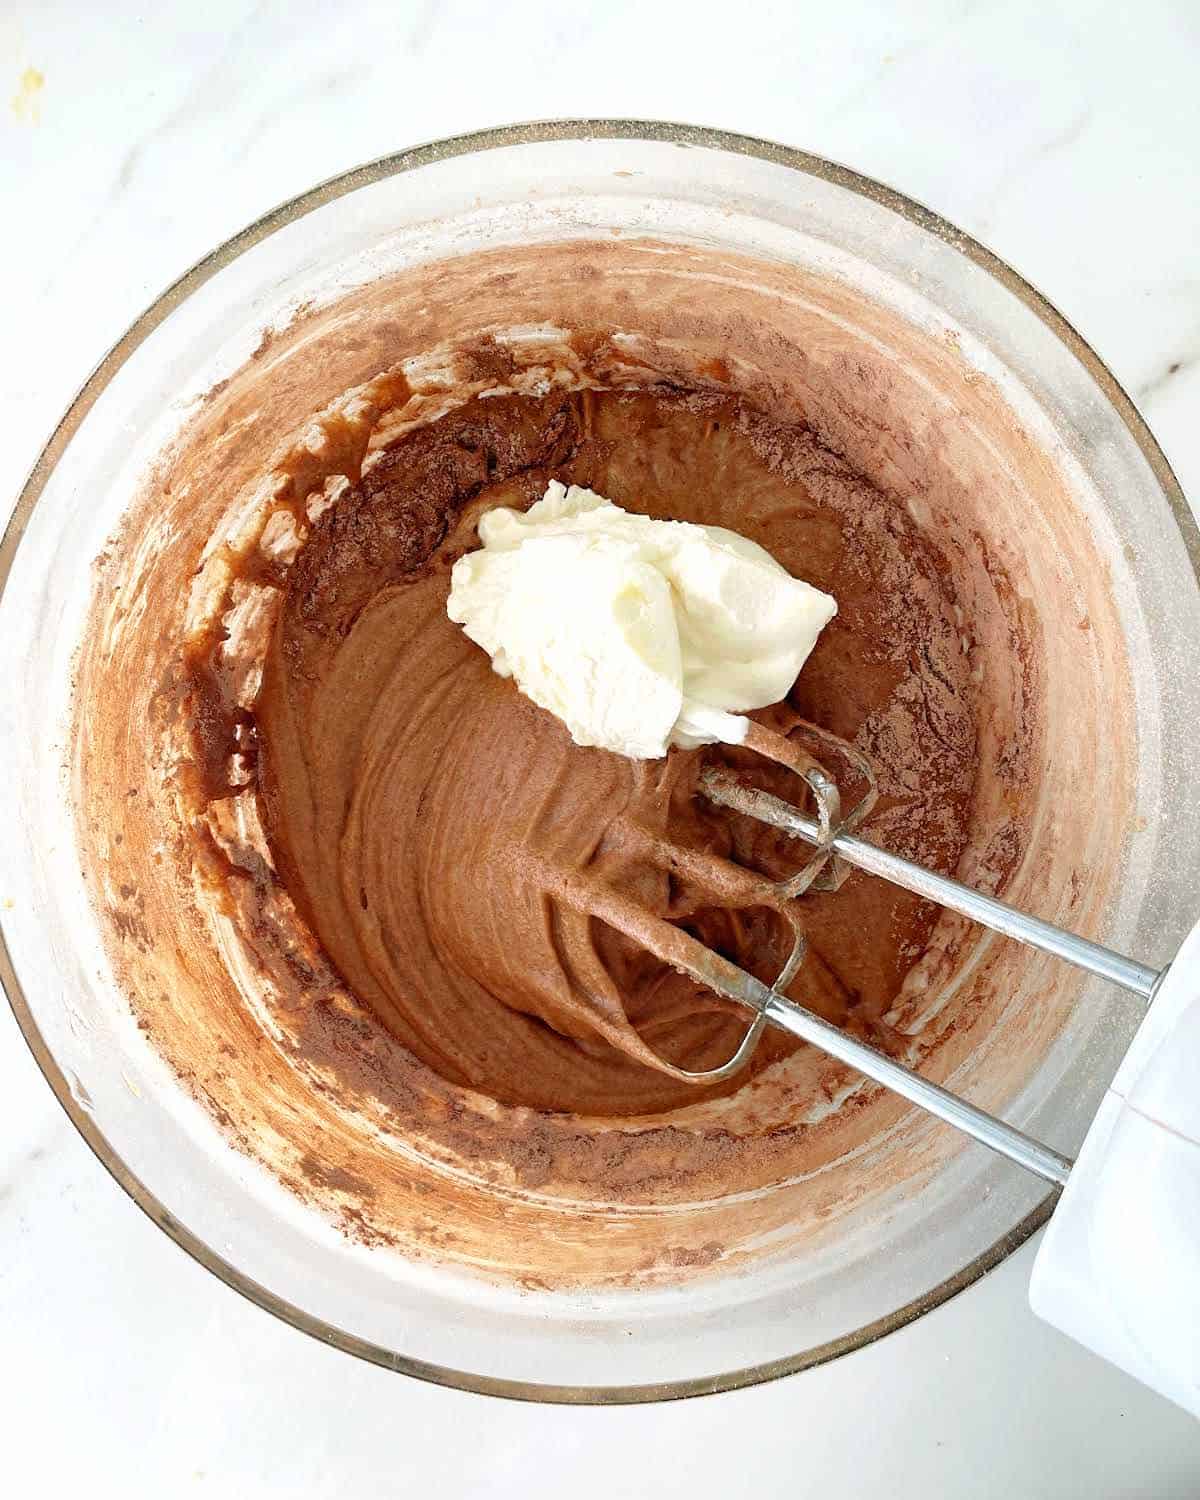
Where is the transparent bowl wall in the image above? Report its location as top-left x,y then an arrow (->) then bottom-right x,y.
2,123 -> 1198,1402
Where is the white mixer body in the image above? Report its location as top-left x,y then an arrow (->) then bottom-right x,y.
1030,917 -> 1200,1415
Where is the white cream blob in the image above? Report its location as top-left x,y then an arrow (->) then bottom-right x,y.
447,481 -> 837,759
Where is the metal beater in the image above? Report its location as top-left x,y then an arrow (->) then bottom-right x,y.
619,719 -> 1165,1189
579,717 -> 1200,1410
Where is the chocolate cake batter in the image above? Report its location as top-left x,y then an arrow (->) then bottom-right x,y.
247,388 -> 978,1116
76,238 -> 1131,1284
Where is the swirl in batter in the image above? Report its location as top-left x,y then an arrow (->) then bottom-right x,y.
253,388 -> 979,1116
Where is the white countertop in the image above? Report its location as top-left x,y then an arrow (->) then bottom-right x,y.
3,2 -> 1199,1493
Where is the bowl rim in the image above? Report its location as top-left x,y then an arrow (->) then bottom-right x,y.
3,117 -> 1196,1406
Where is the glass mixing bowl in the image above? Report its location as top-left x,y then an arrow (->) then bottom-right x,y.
3,121 -> 1199,1402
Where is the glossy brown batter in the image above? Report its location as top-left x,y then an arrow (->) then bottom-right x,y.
77,238 -> 1135,1284
255,388 -> 978,1116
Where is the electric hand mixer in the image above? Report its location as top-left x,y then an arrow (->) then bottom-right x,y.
584,717 -> 1200,1415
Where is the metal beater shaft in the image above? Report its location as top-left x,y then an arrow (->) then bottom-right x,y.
655,919 -> 1076,1187
701,770 -> 1164,1003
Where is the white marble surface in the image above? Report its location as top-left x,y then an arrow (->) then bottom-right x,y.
3,2 -> 1199,1494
